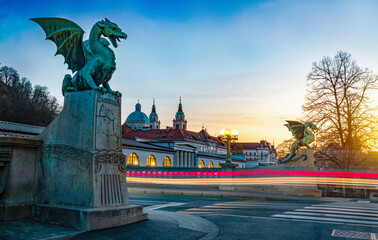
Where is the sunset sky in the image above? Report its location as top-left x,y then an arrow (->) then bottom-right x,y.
1,0 -> 378,145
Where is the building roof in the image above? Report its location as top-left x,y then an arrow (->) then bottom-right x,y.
234,141 -> 273,150
122,124 -> 225,146
198,151 -> 245,162
126,102 -> 150,124
0,120 -> 45,135
122,139 -> 175,152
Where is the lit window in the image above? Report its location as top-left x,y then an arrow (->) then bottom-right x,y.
127,153 -> 140,166
146,155 -> 157,167
199,160 -> 205,168
236,165 -> 239,168
217,162 -> 221,168
208,161 -> 214,168
242,165 -> 245,168
163,156 -> 171,167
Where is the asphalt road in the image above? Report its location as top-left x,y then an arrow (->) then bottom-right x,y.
74,193 -> 378,240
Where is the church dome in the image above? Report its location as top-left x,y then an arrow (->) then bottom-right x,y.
126,102 -> 150,124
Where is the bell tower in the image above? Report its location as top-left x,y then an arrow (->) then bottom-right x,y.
173,97 -> 187,130
149,99 -> 161,129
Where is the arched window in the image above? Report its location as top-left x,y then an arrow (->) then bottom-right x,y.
127,153 -> 140,166
175,124 -> 179,129
208,161 -> 214,168
146,155 -> 157,167
163,156 -> 171,167
242,165 -> 245,168
236,165 -> 239,168
217,162 -> 221,168
199,160 -> 205,168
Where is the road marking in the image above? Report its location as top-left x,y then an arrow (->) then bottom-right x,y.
213,202 -> 262,206
144,202 -> 186,210
331,229 -> 377,240
205,213 -> 378,228
203,205 -> 258,209
185,208 -> 232,211
272,214 -> 378,225
130,200 -> 170,205
273,203 -> 378,226
177,211 -> 217,215
313,205 -> 378,211
284,211 -> 378,221
357,200 -> 371,204
295,209 -> 378,217
304,206 -> 378,214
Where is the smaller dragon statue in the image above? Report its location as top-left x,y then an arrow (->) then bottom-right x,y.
283,120 -> 318,163
31,17 -> 127,96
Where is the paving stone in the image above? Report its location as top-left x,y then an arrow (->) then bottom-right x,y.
0,219 -> 82,240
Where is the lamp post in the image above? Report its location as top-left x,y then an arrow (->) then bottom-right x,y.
219,129 -> 238,165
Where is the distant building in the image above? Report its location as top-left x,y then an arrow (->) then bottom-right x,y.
233,140 -> 277,166
172,97 -> 187,130
123,99 -> 245,168
149,99 -> 160,129
125,101 -> 150,130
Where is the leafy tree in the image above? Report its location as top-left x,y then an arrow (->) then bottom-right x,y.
303,51 -> 378,170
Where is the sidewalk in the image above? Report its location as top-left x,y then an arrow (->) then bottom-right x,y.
128,186 -> 354,202
0,209 -> 216,240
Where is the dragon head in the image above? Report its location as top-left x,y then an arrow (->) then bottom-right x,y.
96,18 -> 127,48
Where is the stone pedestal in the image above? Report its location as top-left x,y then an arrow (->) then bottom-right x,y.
283,148 -> 315,169
35,90 -> 146,230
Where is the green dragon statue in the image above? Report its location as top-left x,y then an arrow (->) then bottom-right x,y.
283,120 -> 318,163
31,17 -> 127,96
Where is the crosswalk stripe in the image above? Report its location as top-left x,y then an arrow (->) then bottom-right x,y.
184,208 -> 233,212
273,203 -> 378,226
304,206 -> 378,214
311,205 -> 378,211
295,209 -> 378,217
285,211 -> 378,221
144,202 -> 186,210
204,205 -> 259,209
213,203 -> 261,206
272,214 -> 378,225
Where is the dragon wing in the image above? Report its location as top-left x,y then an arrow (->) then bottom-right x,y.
285,120 -> 305,140
31,17 -> 86,73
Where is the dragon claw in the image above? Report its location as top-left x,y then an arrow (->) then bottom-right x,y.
114,91 -> 122,96
95,87 -> 107,94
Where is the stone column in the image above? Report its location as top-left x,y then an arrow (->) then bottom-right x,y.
174,151 -> 179,167
179,151 -> 182,167
183,151 -> 186,167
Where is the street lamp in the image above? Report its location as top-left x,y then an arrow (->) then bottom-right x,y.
219,129 -> 238,164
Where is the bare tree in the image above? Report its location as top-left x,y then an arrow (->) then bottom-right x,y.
276,138 -> 295,159
303,51 -> 378,170
0,66 -> 61,126
0,66 -> 19,86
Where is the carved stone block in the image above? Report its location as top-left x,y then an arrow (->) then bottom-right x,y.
35,90 -> 146,230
